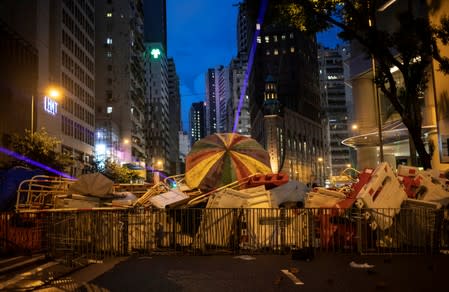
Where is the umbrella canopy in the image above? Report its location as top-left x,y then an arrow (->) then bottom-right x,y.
69,173 -> 114,197
185,133 -> 272,191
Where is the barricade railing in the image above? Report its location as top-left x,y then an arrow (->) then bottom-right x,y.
1,207 -> 447,263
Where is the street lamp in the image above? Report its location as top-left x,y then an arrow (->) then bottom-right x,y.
31,86 -> 61,133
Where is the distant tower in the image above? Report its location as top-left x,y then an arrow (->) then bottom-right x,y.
318,45 -> 353,177
228,55 -> 250,135
168,58 -> 181,174
205,69 -> 217,135
263,75 -> 282,173
190,102 -> 206,146
144,43 -> 170,175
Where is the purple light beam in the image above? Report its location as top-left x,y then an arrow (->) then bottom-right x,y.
0,146 -> 75,179
232,0 -> 269,133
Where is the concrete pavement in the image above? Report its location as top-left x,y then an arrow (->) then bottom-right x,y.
2,252 -> 448,291
85,253 -> 449,292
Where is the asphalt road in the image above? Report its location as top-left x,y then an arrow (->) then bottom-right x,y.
80,253 -> 449,292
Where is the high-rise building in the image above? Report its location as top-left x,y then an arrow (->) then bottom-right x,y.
0,18 -> 38,165
318,45 -> 353,177
205,69 -> 217,135
227,55 -> 251,135
168,58 -> 181,174
143,0 -> 167,52
245,2 -> 324,184
205,66 -> 231,134
236,2 -> 249,55
190,102 -> 206,146
217,66 -> 231,133
144,42 -> 170,174
0,1 -> 96,177
95,0 -> 147,170
226,2 -> 251,135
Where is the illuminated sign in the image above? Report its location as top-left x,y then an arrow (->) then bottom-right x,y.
151,48 -> 161,59
44,96 -> 58,115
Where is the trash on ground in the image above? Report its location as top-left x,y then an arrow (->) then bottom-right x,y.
233,255 -> 256,261
349,261 -> 375,269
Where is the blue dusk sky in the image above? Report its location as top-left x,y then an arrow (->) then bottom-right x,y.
166,0 -> 342,132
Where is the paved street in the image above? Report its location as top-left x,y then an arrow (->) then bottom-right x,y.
79,253 -> 449,292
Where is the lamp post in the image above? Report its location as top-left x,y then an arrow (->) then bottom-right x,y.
31,94 -> 34,133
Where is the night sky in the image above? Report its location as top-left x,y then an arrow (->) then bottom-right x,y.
166,0 -> 342,131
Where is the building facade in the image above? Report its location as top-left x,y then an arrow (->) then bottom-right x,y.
227,54 -> 251,135
144,42 -> 170,174
245,7 -> 325,184
318,45 -> 353,177
190,102 -> 206,146
0,0 -> 96,177
95,0 -> 147,171
0,18 -> 38,164
168,57 -> 181,174
205,68 -> 218,135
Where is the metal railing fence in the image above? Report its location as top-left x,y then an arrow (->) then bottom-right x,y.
1,207 -> 447,263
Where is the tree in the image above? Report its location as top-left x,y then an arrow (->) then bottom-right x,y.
247,0 -> 449,169
8,128 -> 72,172
88,157 -> 143,183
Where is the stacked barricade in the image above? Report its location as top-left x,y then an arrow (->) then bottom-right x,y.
1,206 -> 446,259
355,162 -> 408,230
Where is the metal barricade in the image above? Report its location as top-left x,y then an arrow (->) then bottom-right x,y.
1,206 -> 447,262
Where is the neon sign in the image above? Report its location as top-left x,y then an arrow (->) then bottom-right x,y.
151,48 -> 161,59
44,96 -> 58,115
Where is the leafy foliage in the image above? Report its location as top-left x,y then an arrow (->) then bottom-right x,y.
89,158 -> 143,183
8,128 -> 72,172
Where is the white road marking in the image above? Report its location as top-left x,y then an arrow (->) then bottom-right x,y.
281,269 -> 304,285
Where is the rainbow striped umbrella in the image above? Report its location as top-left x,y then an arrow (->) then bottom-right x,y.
185,133 -> 272,191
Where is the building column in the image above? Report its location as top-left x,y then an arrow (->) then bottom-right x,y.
352,76 -> 379,168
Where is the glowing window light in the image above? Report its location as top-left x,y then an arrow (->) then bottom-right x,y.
95,143 -> 106,156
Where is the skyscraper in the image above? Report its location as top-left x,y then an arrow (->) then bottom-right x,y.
245,1 -> 325,184
190,102 -> 206,146
144,42 -> 170,174
205,68 -> 217,135
168,58 -> 181,174
227,2 -> 251,135
227,55 -> 250,135
95,0 -> 147,170
0,18 -> 38,165
205,66 -> 231,134
143,0 -> 167,52
318,45 -> 353,177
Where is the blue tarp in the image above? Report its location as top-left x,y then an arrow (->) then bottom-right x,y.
0,167 -> 43,211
